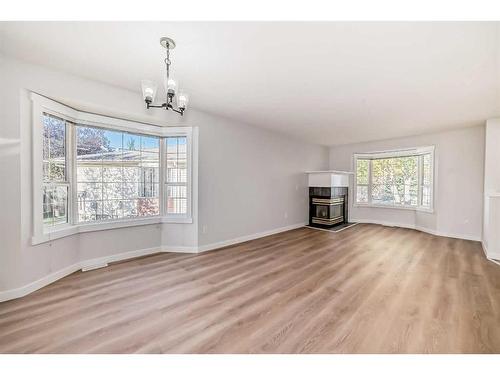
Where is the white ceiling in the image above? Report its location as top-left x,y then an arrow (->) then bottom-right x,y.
1,22 -> 499,146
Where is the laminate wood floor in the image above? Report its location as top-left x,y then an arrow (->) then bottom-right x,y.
1,224 -> 500,353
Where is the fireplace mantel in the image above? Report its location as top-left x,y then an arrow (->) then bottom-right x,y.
305,170 -> 354,175
306,171 -> 351,188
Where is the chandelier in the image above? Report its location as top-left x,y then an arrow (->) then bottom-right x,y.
141,37 -> 189,116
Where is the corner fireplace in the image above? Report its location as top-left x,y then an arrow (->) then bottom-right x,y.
309,187 -> 348,228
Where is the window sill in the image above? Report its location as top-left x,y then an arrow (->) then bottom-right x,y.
32,216 -> 193,245
353,203 -> 434,214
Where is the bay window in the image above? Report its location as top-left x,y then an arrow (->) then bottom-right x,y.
32,93 -> 196,244
354,147 -> 434,211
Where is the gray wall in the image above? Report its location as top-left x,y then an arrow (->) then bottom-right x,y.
0,56 -> 328,293
196,110 -> 328,246
329,126 -> 485,241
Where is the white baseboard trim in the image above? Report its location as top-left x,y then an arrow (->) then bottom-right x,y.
80,246 -> 162,272
354,219 -> 481,242
0,246 -> 162,302
81,263 -> 108,272
0,224 -> 307,302
481,241 -> 500,266
481,241 -> 488,258
161,245 -> 198,253
0,263 -> 81,303
197,222 -> 306,253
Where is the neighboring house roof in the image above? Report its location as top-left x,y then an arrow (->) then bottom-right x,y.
77,148 -> 159,161
50,148 -> 160,165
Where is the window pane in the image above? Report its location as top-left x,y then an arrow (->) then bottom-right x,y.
123,133 -> 140,151
166,136 -> 188,215
422,186 -> 431,208
423,153 -> 432,186
122,199 -> 139,218
77,166 -> 102,182
356,159 -> 369,185
78,200 -> 102,222
141,152 -> 159,162
77,182 -> 103,201
103,166 -> 123,182
138,182 -> 159,198
43,114 -> 66,182
138,198 -> 159,216
47,119 -> 65,158
76,125 -> 160,222
43,122 -> 50,160
167,137 -> 187,184
356,185 -> 368,203
102,130 -> 123,154
43,185 -> 68,227
371,156 -> 418,206
103,183 -> 122,200
123,166 -> 140,182
103,200 -> 124,220
43,161 -> 50,180
141,135 -> 159,152
122,182 -> 139,200
49,162 -> 65,181
77,126 -> 108,157
167,185 -> 187,214
177,137 -> 187,155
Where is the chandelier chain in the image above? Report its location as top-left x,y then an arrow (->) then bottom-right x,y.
164,43 -> 171,82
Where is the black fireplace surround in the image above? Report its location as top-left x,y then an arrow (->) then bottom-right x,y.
309,187 -> 348,228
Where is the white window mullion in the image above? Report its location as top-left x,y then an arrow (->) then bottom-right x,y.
159,138 -> 166,217
32,101 -> 45,241
417,155 -> 423,208
186,130 -> 193,219
67,123 -> 77,226
367,159 -> 372,205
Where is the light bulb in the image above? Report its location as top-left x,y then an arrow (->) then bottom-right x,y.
165,78 -> 177,96
141,80 -> 157,103
177,93 -> 189,110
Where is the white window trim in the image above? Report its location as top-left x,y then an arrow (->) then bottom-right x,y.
353,146 -> 435,213
31,92 -> 198,245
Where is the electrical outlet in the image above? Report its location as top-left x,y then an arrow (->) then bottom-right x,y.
202,224 -> 208,234
284,212 -> 288,219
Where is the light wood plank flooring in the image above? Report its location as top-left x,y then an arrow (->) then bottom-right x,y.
1,224 -> 500,353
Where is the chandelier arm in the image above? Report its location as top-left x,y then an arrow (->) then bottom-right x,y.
147,103 -> 167,109
170,107 -> 184,116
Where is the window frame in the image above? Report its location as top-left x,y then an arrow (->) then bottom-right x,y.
353,146 -> 435,213
31,93 -> 197,245
164,135 -> 191,218
41,113 -> 72,229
